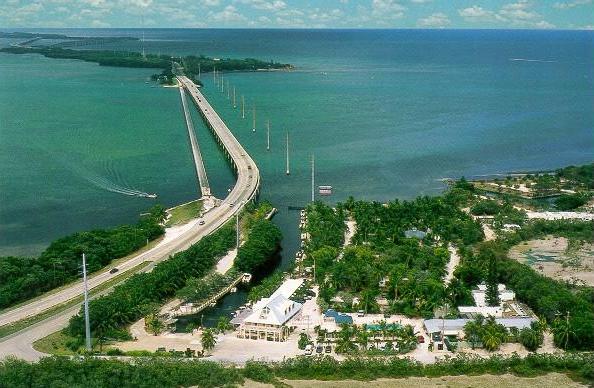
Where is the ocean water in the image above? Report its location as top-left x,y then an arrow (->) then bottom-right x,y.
1,29 -> 593,265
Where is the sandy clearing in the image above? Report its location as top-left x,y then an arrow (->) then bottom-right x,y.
240,373 -> 586,388
509,237 -> 594,287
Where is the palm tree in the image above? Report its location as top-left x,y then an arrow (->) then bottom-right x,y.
335,324 -> 357,354
552,316 -> 574,350
201,328 -> 217,354
216,316 -> 233,334
519,327 -> 541,351
356,328 -> 369,352
463,316 -> 484,350
481,317 -> 506,351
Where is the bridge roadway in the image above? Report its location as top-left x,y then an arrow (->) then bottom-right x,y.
0,77 -> 260,360
179,86 -> 211,197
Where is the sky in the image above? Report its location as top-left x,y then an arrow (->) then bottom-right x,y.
0,0 -> 592,30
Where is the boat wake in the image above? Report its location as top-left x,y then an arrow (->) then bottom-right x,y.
65,157 -> 157,199
509,58 -> 557,63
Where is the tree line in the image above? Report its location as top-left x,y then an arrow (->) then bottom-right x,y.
0,205 -> 165,310
0,353 -> 592,387
66,207 -> 282,350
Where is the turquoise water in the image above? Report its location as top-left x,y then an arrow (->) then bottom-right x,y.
1,29 -> 593,263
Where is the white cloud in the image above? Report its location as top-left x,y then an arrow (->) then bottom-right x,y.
371,0 -> 405,18
234,0 -> 287,12
209,5 -> 246,23
201,0 -> 220,6
458,2 -> 556,28
553,0 -> 592,9
458,5 -> 505,22
91,19 -> 111,27
417,12 -> 450,28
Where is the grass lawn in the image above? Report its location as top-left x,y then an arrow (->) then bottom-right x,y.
33,331 -> 77,356
166,200 -> 203,226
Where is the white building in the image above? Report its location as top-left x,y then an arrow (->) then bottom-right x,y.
236,278 -> 304,342
424,317 -> 535,339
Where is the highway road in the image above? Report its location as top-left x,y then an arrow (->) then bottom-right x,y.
0,77 -> 260,360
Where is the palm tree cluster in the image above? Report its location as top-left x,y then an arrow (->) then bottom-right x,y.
333,322 -> 418,354
463,316 -> 509,351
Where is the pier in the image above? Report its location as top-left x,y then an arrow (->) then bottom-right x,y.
178,86 -> 211,198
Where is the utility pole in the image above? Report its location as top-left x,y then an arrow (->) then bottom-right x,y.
311,153 -> 315,202
285,131 -> 290,175
82,253 -> 91,352
266,120 -> 270,151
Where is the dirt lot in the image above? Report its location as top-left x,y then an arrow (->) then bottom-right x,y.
242,373 -> 586,387
509,236 -> 594,287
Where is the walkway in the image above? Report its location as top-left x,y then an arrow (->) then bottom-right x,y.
178,86 -> 211,198
444,244 -> 460,286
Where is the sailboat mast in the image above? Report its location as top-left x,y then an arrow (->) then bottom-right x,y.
220,73 -> 224,93
233,87 -> 236,108
242,95 -> 245,119
213,66 -> 216,85
198,63 -> 201,80
266,120 -> 270,151
311,154 -> 315,202
227,80 -> 230,99
252,103 -> 256,132
286,131 -> 290,175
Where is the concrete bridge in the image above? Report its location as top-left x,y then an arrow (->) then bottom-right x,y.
178,86 -> 212,198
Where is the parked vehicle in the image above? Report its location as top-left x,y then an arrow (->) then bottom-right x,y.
316,346 -> 323,354
417,336 -> 425,344
324,345 -> 331,353
304,344 -> 313,355
109,268 -> 119,274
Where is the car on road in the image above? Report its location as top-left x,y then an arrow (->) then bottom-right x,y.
109,268 -> 119,274
304,344 -> 313,355
229,203 -> 234,207
199,220 -> 205,225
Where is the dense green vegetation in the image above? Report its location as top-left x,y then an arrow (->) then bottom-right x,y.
247,271 -> 284,302
64,203 -> 281,350
0,46 -> 170,68
306,193 -> 483,317
0,46 -> 292,86
234,219 -> 282,273
556,163 -> 594,189
0,205 -> 165,310
554,193 -> 590,210
454,218 -> 594,351
66,223 -> 236,347
1,353 -> 592,387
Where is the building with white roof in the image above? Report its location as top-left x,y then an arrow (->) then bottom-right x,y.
236,278 -> 304,341
424,317 -> 535,339
472,283 -> 515,307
